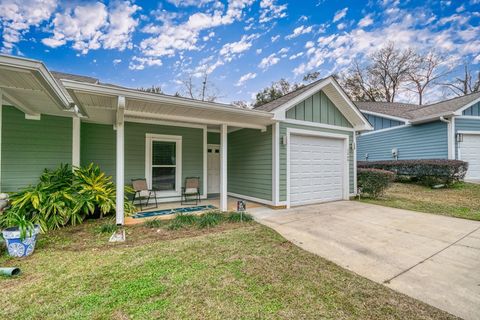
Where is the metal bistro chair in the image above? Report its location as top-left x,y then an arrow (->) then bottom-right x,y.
181,177 -> 201,205
131,178 -> 158,210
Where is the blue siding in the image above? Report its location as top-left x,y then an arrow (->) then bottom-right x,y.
364,113 -> 405,131
357,121 -> 448,161
455,118 -> 480,159
462,102 -> 480,116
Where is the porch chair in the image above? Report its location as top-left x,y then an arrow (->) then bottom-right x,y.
131,178 -> 158,211
181,177 -> 201,205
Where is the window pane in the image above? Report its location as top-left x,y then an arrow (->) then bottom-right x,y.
152,167 -> 176,191
152,141 -> 176,165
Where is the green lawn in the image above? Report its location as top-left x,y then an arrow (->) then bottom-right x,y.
0,219 -> 455,320
359,182 -> 480,221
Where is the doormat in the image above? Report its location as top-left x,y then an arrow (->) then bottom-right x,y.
132,204 -> 217,219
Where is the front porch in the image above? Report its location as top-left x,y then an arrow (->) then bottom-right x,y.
124,196 -> 267,225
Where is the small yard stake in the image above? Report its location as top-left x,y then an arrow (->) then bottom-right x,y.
109,229 -> 125,242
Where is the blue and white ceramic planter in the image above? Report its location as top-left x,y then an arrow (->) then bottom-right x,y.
2,225 -> 40,258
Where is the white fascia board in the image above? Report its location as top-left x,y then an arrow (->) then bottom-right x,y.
359,124 -> 411,136
410,113 -> 456,124
0,54 -> 72,109
453,96 -> 480,115
61,79 -> 274,119
359,110 -> 411,124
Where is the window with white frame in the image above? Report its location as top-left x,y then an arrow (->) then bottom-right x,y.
146,134 -> 182,194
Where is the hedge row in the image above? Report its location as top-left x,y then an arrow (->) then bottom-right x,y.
357,168 -> 396,198
358,160 -> 468,186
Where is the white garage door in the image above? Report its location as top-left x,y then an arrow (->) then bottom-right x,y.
289,134 -> 346,206
459,134 -> 480,180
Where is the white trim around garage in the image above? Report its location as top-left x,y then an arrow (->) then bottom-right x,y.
227,192 -> 275,206
281,118 -> 355,132
457,130 -> 480,135
286,128 -> 350,208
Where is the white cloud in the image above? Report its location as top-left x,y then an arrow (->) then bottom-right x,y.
258,53 -> 280,69
279,47 -> 289,54
166,0 -> 216,7
256,48 -> 262,54
333,7 -> 348,23
236,72 -> 257,86
358,15 -> 373,27
305,41 -> 314,48
113,58 -> 122,65
42,1 -> 140,54
219,33 -> 258,60
259,0 -> 287,23
271,34 -> 280,42
128,56 -> 162,70
139,0 -> 254,57
289,52 -> 304,60
337,23 -> 346,30
285,25 -> 313,39
0,0 -> 58,52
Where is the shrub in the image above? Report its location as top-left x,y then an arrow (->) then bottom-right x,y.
144,219 -> 164,228
0,163 -> 135,236
358,160 -> 468,186
197,211 -> 224,228
227,212 -> 253,223
166,214 -> 198,230
357,168 -> 396,198
96,223 -> 118,234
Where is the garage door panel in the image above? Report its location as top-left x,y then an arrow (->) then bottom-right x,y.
290,134 -> 345,206
459,134 -> 480,180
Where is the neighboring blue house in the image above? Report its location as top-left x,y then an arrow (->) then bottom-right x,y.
356,92 -> 480,181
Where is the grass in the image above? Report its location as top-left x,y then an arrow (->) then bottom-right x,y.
359,182 -> 480,221
0,219 -> 455,320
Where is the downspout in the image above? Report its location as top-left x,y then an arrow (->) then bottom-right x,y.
439,116 -> 454,159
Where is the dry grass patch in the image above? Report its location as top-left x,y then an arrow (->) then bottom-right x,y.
0,219 -> 457,319
359,182 -> 480,220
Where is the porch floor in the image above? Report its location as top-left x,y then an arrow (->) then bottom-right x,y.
124,196 -> 267,225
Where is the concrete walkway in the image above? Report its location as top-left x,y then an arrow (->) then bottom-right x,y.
250,201 -> 480,320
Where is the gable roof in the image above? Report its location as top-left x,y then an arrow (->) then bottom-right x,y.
254,78 -> 326,112
51,71 -> 99,84
356,91 -> 480,124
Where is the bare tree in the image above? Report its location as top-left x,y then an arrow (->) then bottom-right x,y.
341,42 -> 415,102
138,85 -> 162,94
231,100 -> 250,109
407,51 -> 450,105
180,69 -> 220,102
253,78 -> 303,107
442,63 -> 480,96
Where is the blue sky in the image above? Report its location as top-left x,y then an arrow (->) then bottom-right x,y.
0,0 -> 479,104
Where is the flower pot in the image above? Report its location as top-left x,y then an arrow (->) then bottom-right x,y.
2,225 -> 40,258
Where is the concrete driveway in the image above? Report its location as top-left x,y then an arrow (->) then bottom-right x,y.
250,201 -> 480,320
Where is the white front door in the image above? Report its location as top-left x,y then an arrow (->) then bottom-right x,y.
207,144 -> 221,193
459,134 -> 480,180
289,134 -> 346,206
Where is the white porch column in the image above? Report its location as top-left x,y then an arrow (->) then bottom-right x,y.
72,117 -> 81,167
115,96 -> 125,225
220,124 -> 228,211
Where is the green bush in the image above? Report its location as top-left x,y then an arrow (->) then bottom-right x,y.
197,211 -> 224,228
357,168 -> 396,198
144,219 -> 164,228
96,222 -> 118,234
227,212 -> 253,223
0,163 -> 135,236
166,213 -> 198,230
358,160 -> 468,186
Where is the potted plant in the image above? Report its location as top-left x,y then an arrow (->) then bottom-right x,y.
2,212 -> 40,258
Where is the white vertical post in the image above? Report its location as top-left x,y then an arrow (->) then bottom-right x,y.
72,117 -> 81,167
220,124 -> 228,211
0,90 -> 2,193
116,96 -> 125,225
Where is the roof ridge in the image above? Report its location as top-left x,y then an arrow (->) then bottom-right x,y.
421,90 -> 480,108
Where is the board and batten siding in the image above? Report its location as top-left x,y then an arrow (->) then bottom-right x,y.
357,121 -> 448,161
455,117 -> 480,159
364,113 -> 405,131
462,101 -> 480,116
286,90 -> 353,128
1,106 -> 72,192
81,122 -> 116,179
279,122 -> 355,201
228,126 -> 272,201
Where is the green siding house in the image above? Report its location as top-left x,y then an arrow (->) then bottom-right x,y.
0,55 -> 372,224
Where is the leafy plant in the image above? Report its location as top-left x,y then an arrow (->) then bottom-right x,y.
174,214 -> 197,225
144,219 -> 164,228
227,212 -> 253,223
197,211 -> 224,229
96,223 -> 118,234
358,168 -> 396,198
0,163 -> 136,236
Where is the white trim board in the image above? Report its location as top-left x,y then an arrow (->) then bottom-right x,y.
203,128 -> 207,198
457,131 -> 480,135
454,96 -> 480,115
145,133 -> 183,197
281,118 -> 355,132
125,116 -> 207,130
227,192 -> 274,206
286,128 -> 350,208
358,124 -> 411,136
272,122 -> 280,205
360,110 -> 410,124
